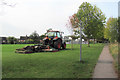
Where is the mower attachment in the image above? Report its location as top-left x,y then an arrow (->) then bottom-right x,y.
15,44 -> 58,54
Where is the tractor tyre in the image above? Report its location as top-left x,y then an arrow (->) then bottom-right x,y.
54,39 -> 62,50
62,42 -> 66,49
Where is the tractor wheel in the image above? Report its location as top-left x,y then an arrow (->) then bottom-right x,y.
62,42 -> 66,49
54,39 -> 62,50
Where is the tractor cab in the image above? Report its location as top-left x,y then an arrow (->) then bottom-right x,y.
46,31 -> 61,38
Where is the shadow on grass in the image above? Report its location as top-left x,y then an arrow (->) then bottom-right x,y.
75,60 -> 89,64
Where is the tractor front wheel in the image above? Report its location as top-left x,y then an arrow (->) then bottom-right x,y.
62,42 -> 66,49
54,39 -> 62,50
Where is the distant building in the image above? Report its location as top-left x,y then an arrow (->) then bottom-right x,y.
19,35 -> 29,42
0,37 -> 7,44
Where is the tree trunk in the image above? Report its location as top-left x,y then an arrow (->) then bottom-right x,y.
88,39 -> 90,47
71,39 -> 73,50
94,38 -> 95,44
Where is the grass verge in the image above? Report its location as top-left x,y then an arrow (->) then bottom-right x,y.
109,43 -> 118,74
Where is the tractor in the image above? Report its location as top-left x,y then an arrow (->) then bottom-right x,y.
15,30 -> 66,53
43,30 -> 66,50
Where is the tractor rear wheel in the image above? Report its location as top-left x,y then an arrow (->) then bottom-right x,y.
54,39 -> 62,50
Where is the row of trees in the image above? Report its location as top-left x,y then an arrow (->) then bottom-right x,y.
67,2 -> 106,47
7,37 -> 17,44
7,31 -> 46,44
104,17 -> 119,43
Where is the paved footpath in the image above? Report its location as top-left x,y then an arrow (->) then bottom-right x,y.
93,45 -> 118,78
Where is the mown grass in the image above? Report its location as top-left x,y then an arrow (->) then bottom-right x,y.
2,44 -> 104,78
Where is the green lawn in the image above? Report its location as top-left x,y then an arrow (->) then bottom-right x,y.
2,44 -> 104,78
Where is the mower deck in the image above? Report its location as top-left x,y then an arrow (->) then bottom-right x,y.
15,44 -> 59,54
42,48 -> 59,52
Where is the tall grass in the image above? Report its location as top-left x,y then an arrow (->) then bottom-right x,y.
109,43 -> 118,73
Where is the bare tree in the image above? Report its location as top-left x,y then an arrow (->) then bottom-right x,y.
66,15 -> 76,50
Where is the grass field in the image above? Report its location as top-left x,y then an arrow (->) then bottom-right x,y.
2,44 -> 104,78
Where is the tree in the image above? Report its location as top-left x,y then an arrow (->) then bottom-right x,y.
118,17 -> 120,43
66,14 -> 79,49
69,14 -> 80,36
25,39 -> 34,44
76,2 -> 106,46
7,36 -> 17,44
92,5 -> 106,43
29,31 -> 40,44
104,17 -> 118,43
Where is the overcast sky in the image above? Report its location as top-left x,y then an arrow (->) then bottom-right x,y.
0,0 -> 119,38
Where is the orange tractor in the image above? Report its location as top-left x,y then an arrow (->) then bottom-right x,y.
15,30 -> 66,53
